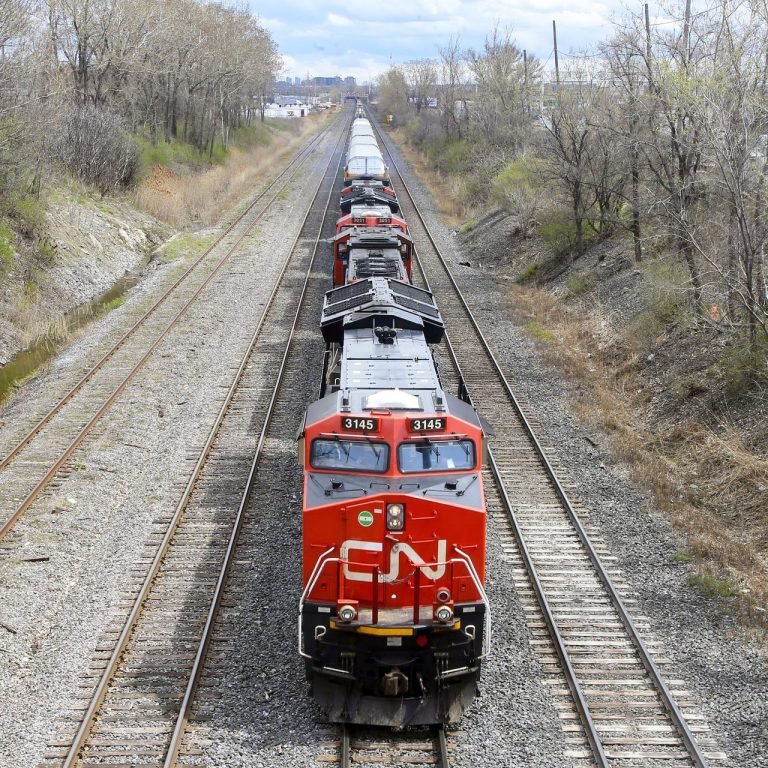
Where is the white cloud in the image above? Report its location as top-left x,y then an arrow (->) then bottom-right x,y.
327,13 -> 353,26
253,0 -> 632,81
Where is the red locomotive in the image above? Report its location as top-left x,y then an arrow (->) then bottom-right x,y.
297,115 -> 490,727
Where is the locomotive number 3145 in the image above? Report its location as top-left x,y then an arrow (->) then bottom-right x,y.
410,417 -> 446,431
342,417 -> 379,431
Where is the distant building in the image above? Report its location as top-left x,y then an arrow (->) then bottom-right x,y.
344,76 -> 356,88
311,76 -> 342,86
265,97 -> 311,118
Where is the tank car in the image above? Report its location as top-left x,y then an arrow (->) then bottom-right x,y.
297,276 -> 490,726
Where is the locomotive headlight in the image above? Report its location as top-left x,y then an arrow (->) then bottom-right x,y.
386,503 -> 404,531
436,588 -> 451,604
338,604 -> 357,623
434,605 -> 453,624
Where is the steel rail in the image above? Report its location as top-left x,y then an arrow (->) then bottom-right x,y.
371,110 -> 709,768
162,114 -> 350,768
0,118 -> 338,543
0,124 -> 328,472
339,724 -> 449,768
436,724 -> 451,768
408,252 -> 608,767
340,724 -> 352,768
61,115 -> 349,768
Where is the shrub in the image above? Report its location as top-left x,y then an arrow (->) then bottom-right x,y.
36,237 -> 56,266
0,222 -> 14,270
11,196 -> 46,239
565,273 -> 595,297
713,336 -> 768,399
517,261 -> 541,282
492,155 -> 545,236
52,105 -> 139,195
539,209 -> 579,255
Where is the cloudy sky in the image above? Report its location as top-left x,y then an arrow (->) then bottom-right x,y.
249,0 -> 630,82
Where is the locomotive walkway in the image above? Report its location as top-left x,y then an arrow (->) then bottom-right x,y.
371,112 -> 726,768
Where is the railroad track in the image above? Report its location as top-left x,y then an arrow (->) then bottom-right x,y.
324,724 -> 450,767
371,113 -> 725,767
0,116 -> 337,543
36,112 -> 351,768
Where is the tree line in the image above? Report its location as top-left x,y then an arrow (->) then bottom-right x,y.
377,0 -> 768,355
0,0 -> 280,199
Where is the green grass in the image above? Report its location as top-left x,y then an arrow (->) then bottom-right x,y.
526,320 -> 555,343
688,573 -> 739,598
102,295 -> 126,311
461,219 -> 474,233
0,222 -> 14,270
136,135 -> 226,171
672,551 -> 695,564
159,232 -> 217,263
565,273 -> 595,297
517,261 -> 541,282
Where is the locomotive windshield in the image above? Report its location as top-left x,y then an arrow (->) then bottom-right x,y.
310,438 -> 389,473
398,439 -> 475,473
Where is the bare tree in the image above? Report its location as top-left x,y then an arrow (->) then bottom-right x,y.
466,25 -> 540,155
402,58 -> 437,113
438,36 -> 469,140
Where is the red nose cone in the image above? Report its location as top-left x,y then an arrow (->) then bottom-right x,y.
415,634 -> 429,648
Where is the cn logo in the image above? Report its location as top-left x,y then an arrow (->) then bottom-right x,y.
340,539 -> 447,583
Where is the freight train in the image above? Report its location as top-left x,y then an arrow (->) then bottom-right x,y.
297,110 -> 490,727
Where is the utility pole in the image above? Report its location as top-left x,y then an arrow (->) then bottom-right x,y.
552,20 -> 560,86
523,49 -> 529,112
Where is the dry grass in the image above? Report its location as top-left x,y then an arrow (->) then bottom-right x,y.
390,128 -> 465,228
134,116 -> 327,229
385,124 -> 768,638
509,286 -> 768,635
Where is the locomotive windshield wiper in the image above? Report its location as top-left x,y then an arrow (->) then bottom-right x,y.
310,474 -> 368,497
422,474 -> 478,497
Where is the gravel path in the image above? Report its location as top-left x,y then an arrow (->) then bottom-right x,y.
383,126 -> 768,766
0,122 -> 341,768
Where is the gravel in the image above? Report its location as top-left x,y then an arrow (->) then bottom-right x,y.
3,107 -> 765,768
382,126 -> 768,766
0,124 -> 341,768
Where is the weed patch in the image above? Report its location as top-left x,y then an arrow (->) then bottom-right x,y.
526,320 -> 555,342
0,222 -> 15,270
688,573 -> 739,598
565,273 -> 595,297
159,232 -> 216,263
517,261 -> 540,282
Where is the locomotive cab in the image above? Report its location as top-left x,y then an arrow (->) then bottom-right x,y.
298,390 -> 489,725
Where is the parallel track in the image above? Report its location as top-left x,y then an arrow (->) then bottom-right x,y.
335,724 -> 450,768
371,113 -> 723,767
0,118 -> 336,542
37,112 -> 351,768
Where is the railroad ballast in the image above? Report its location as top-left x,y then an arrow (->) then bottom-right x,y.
297,107 -> 490,727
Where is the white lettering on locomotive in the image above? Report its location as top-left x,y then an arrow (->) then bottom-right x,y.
340,539 -> 447,583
